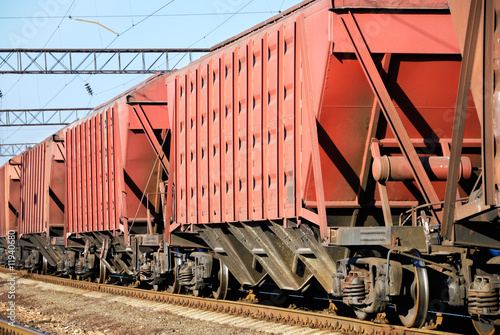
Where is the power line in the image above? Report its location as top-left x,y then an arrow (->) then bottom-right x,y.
2,0 -> 286,143
187,0 -> 256,50
279,0 -> 287,12
0,12 -> 278,19
2,0 -> 180,143
3,0 -> 78,97
96,0 -> 269,96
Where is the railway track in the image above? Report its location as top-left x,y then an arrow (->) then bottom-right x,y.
1,268 -> 460,335
0,318 -> 45,335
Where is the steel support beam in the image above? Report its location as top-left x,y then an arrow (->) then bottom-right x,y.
481,0 -> 496,206
340,12 -> 441,221
0,108 -> 91,126
0,48 -> 210,74
357,54 -> 392,227
0,143 -> 37,157
297,15 -> 329,241
442,0 -> 482,241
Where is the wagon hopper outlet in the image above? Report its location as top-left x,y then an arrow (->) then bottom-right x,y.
1,0 -> 499,334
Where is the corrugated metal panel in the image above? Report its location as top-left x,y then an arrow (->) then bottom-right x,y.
19,138 -> 65,237
163,0 -> 472,231
66,107 -> 122,234
170,21 -> 300,225
0,162 -> 20,237
64,73 -> 168,237
20,143 -> 47,235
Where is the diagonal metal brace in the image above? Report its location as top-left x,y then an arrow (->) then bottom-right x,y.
442,0 -> 482,241
127,96 -> 170,176
339,12 -> 441,221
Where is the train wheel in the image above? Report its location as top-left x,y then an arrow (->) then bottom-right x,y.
354,310 -> 376,321
167,265 -> 181,294
472,319 -> 497,335
212,261 -> 229,300
396,250 -> 429,328
98,259 -> 106,284
192,287 -> 203,297
42,256 -> 48,275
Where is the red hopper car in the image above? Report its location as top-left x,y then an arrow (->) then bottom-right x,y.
1,1 -> 499,333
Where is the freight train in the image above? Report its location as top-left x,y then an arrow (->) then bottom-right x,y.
1,0 -> 499,334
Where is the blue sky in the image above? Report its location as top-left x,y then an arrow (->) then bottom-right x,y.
0,0 -> 303,165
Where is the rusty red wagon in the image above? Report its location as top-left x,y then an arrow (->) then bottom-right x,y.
1,1 -> 499,333
0,155 -> 21,267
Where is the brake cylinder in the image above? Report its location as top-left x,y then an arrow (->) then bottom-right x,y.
372,156 -> 472,183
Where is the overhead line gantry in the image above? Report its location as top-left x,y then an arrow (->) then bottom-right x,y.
0,48 -> 211,74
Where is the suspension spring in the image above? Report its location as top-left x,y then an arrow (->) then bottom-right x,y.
56,258 -> 65,272
75,260 -> 84,274
179,266 -> 194,286
469,289 -> 499,314
140,263 -> 152,279
344,282 -> 367,302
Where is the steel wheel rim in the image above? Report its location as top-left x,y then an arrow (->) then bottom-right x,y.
354,310 -> 370,321
472,319 -> 497,335
212,261 -> 229,300
397,250 -> 429,328
167,265 -> 181,294
98,259 -> 106,284
42,256 -> 48,275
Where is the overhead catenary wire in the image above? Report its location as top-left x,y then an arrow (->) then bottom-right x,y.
3,0 -> 79,98
0,12 -> 280,19
163,0 -> 257,72
7,0 -> 180,143
93,0 -> 260,96
2,0 -> 80,143
80,0 -> 177,85
2,0 -> 291,146
97,0 -> 269,99
279,0 -> 287,12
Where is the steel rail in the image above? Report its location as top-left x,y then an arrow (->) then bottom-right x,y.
0,318 -> 46,335
2,268 -> 459,335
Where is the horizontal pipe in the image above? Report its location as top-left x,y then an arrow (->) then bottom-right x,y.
372,156 -> 472,183
378,138 -> 481,147
304,200 -> 419,208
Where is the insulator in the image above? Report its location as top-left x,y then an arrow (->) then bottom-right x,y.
0,90 -> 3,98
84,82 -> 93,96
